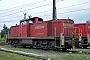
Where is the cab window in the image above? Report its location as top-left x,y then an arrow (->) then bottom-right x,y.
29,20 -> 33,23
23,21 -> 26,25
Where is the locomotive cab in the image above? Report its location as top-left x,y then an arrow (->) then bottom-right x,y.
28,17 -> 43,23
20,17 -> 43,24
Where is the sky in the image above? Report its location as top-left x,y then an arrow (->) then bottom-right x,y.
0,0 -> 90,30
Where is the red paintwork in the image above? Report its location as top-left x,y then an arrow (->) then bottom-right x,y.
10,26 -> 19,37
19,21 -> 29,37
20,25 -> 27,37
10,17 -> 74,37
52,19 -> 74,36
74,21 -> 90,36
30,22 -> 52,37
34,17 -> 38,23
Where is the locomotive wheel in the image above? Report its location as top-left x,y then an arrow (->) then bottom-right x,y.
29,46 -> 33,49
13,43 -> 17,47
22,45 -> 26,48
82,46 -> 87,49
62,48 -> 67,52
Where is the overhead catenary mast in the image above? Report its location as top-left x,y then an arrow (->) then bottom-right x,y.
52,0 -> 57,20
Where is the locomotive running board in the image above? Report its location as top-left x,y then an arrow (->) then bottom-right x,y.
8,36 -> 58,39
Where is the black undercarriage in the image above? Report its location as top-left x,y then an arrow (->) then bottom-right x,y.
8,36 -> 80,51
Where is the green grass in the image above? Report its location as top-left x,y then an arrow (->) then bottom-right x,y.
0,51 -> 43,60
0,37 -> 6,42
64,55 -> 90,60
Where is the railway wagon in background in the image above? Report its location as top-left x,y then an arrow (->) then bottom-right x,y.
8,17 -> 77,51
74,21 -> 90,48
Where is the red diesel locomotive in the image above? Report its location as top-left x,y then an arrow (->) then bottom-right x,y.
8,17 -> 79,51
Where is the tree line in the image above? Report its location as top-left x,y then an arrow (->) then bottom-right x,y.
0,24 -> 10,38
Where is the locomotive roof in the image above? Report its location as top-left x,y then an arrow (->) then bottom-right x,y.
20,17 -> 43,22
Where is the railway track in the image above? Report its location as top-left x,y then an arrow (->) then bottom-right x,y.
0,45 -> 90,60
0,44 -> 90,54
0,42 -> 8,45
0,48 -> 77,60
0,47 -> 47,60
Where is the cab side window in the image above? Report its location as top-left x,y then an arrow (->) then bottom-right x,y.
20,21 -> 26,25
29,20 -> 33,23
21,22 -> 23,25
23,21 -> 26,25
